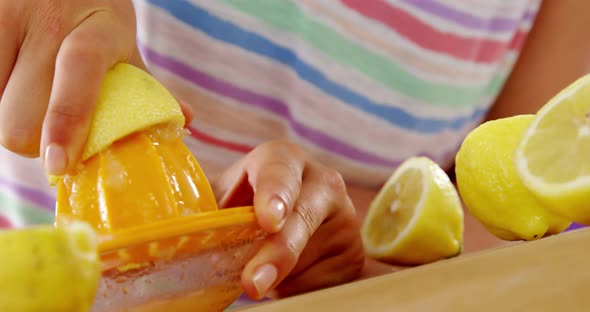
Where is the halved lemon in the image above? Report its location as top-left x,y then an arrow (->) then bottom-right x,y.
456,115 -> 571,241
48,63 -> 185,185
361,157 -> 463,265
515,74 -> 590,224
55,63 -> 219,233
83,63 -> 185,161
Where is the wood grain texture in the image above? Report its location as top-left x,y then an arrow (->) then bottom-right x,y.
242,228 -> 590,311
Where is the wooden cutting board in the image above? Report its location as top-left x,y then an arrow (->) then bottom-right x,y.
241,228 -> 590,311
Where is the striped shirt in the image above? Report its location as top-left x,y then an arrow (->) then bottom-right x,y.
0,2 -> 543,231
134,0 -> 540,187
10,0 -> 588,309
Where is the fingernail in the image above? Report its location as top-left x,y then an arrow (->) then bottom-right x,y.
44,144 -> 68,175
268,197 -> 286,230
252,264 -> 278,296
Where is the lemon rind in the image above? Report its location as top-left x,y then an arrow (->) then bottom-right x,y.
47,64 -> 185,186
82,64 -> 185,162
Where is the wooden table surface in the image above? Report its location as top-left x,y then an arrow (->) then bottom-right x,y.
241,228 -> 590,311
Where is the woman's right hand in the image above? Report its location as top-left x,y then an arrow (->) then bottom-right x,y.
0,1 -> 156,175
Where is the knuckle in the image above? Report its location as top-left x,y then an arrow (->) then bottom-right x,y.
321,167 -> 347,195
33,0 -> 67,40
349,252 -> 365,279
259,140 -> 306,158
46,103 -> 89,126
285,143 -> 306,160
59,38 -> 104,68
295,201 -> 320,239
254,161 -> 302,207
264,158 -> 298,176
282,141 -> 305,156
262,160 -> 301,189
340,206 -> 360,226
279,236 -> 300,267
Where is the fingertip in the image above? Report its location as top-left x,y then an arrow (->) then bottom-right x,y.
42,143 -> 68,176
40,110 -> 89,176
241,265 -> 261,300
267,197 -> 287,232
242,263 -> 278,300
254,195 -> 287,233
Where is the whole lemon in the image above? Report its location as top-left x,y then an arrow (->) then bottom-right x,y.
455,115 -> 571,241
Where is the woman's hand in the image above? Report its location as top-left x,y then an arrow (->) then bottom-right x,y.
212,140 -> 365,299
0,1 -> 192,174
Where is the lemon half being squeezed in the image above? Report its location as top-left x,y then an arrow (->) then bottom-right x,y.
48,63 -> 185,185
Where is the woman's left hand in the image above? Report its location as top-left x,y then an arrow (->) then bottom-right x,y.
211,140 -> 365,299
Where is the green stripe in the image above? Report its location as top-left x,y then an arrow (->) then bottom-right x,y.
0,190 -> 54,225
219,0 -> 506,107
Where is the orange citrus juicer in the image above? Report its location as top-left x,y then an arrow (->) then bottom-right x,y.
53,64 -> 266,311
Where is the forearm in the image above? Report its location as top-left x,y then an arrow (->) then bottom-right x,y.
486,0 -> 590,121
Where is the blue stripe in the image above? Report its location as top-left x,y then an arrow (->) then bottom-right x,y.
147,0 -> 490,133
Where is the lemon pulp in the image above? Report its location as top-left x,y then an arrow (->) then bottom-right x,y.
56,125 -> 218,234
515,74 -> 590,224
364,168 -> 421,249
361,157 -> 463,265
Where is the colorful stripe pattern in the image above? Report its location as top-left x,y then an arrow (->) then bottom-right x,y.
135,0 -> 541,186
0,0 -> 543,225
0,1 -> 586,308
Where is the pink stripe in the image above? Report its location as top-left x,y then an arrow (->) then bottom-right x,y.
0,215 -> 13,228
188,126 -> 253,154
301,0 -> 493,82
400,0 -> 534,32
342,0 -> 523,63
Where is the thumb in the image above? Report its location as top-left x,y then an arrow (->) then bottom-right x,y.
210,160 -> 254,208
